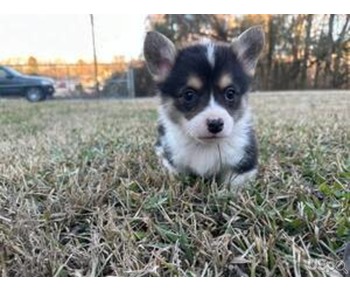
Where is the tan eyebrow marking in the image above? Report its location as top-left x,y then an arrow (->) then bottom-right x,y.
218,73 -> 232,90
187,75 -> 202,90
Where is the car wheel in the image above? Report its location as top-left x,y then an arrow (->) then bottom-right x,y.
26,88 -> 45,102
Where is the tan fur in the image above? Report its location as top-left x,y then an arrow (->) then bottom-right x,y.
187,75 -> 203,90
218,73 -> 232,90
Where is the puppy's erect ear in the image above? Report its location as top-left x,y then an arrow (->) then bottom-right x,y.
232,26 -> 265,76
144,31 -> 176,81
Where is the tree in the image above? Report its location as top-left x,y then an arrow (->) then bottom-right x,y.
301,14 -> 314,89
27,56 -> 38,75
146,14 -> 350,90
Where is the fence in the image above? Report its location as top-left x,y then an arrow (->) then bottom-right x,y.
3,63 -> 136,98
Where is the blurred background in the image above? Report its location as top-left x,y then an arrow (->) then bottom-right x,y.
0,14 -> 349,99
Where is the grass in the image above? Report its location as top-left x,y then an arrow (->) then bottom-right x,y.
0,91 -> 349,277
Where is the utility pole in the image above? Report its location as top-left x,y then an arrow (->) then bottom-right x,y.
90,14 -> 99,97
127,66 -> 135,98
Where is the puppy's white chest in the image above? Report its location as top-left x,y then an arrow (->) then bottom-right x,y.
175,142 -> 224,177
158,109 -> 251,178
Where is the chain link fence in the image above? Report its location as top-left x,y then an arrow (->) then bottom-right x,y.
3,63 -> 136,99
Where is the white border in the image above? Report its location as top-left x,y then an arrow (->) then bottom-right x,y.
0,0 -> 348,14
0,277 -> 346,291
0,0 -> 348,287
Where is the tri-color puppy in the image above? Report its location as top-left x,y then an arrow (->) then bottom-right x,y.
144,26 -> 265,187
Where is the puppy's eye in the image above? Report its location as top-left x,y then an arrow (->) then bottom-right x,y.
224,87 -> 236,101
182,89 -> 197,102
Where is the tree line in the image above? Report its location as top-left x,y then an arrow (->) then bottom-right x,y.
3,15 -> 349,96
146,14 -> 350,90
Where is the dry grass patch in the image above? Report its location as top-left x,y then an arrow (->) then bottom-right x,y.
0,91 -> 349,276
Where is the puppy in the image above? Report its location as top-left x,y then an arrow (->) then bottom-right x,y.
143,26 -> 265,187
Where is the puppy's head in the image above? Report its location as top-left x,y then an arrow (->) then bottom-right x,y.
144,27 -> 264,143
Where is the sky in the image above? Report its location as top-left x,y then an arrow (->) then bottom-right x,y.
0,14 -> 148,63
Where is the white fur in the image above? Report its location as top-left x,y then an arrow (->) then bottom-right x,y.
223,168 -> 257,188
155,144 -> 178,175
185,96 -> 233,140
206,42 -> 216,68
158,102 -> 253,185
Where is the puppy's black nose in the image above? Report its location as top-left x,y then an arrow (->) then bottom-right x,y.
207,118 -> 224,134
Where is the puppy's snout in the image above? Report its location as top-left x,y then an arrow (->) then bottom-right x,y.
206,118 -> 224,134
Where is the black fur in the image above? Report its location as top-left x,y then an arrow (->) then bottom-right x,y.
163,145 -> 174,166
158,44 -> 252,121
232,129 -> 258,174
145,28 -> 264,185
157,123 -> 165,137
156,122 -> 174,166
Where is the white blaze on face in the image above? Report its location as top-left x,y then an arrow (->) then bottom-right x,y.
206,42 -> 216,68
184,96 -> 234,141
200,39 -> 216,68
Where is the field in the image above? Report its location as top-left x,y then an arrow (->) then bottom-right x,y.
0,91 -> 349,277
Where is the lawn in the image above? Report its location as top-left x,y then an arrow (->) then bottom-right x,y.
0,91 -> 349,276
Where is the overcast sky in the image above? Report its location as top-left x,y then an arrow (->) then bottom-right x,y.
0,14 -> 148,62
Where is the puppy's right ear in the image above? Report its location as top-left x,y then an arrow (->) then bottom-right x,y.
144,31 -> 176,81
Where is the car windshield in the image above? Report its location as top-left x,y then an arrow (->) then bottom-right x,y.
5,66 -> 22,76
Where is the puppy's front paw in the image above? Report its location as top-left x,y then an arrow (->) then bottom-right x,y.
224,168 -> 257,190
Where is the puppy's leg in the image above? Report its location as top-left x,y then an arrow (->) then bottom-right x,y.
155,143 -> 178,178
223,168 -> 258,190
161,157 -> 178,176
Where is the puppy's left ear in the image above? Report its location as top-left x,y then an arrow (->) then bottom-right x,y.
232,26 -> 265,76
144,31 -> 177,82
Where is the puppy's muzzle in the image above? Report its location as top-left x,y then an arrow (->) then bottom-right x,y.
206,118 -> 224,134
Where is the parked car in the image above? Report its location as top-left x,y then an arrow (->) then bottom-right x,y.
0,65 -> 55,102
